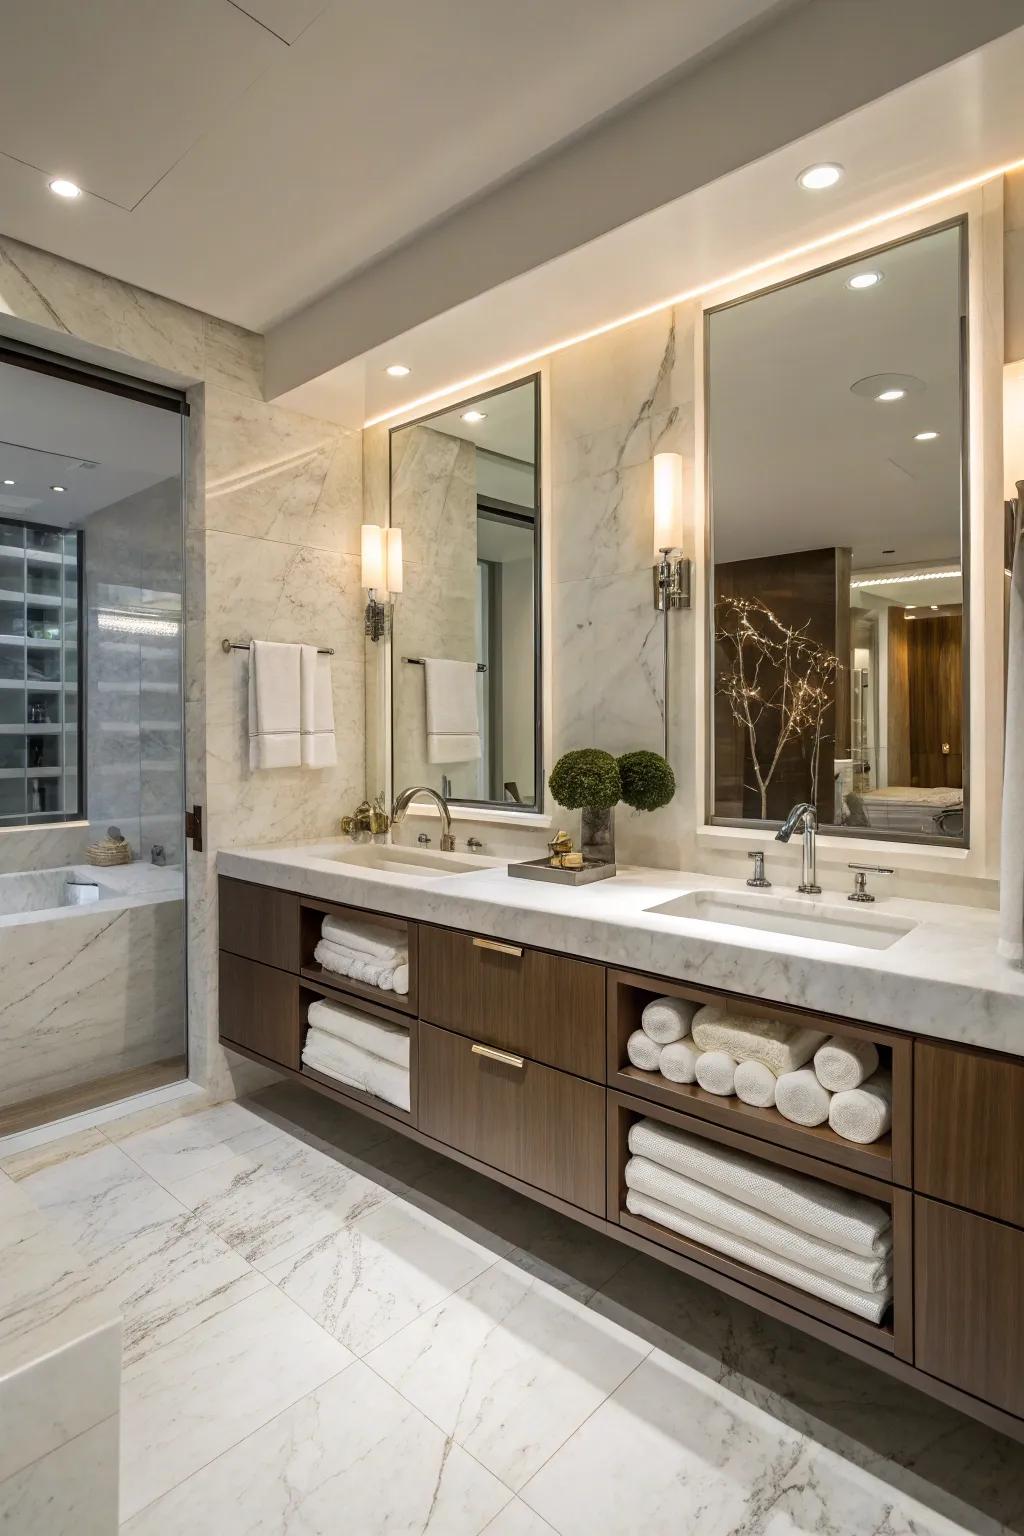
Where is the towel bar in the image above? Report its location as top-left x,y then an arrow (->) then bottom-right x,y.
222,639 -> 334,655
402,655 -> 486,672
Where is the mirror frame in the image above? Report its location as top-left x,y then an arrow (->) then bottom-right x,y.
703,217 -> 971,849
387,371 -> 544,814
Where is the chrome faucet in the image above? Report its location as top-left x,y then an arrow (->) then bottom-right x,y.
775,802 -> 821,894
392,785 -> 456,851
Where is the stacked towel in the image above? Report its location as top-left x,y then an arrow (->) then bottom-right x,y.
307,998 -> 409,1068
302,998 -> 410,1111
659,1039 -> 699,1084
641,996 -> 697,1045
829,1071 -> 892,1145
775,1067 -> 831,1127
695,1051 -> 736,1097
315,914 -> 409,995
627,1029 -> 663,1072
813,1036 -> 879,1092
691,1005 -> 827,1075
734,1059 -> 777,1108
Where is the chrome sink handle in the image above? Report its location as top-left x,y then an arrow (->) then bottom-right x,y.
746,850 -> 771,888
848,863 -> 894,903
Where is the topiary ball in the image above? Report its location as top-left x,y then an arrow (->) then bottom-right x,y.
548,748 -> 621,810
618,750 -> 676,812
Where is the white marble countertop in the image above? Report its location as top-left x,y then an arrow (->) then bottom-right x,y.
219,840 -> 1024,1057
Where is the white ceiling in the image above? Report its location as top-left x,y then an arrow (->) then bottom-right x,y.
419,379 -> 536,464
0,0 -> 783,331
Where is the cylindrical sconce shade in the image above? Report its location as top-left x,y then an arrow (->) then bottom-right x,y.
361,523 -> 386,590
386,527 -> 403,595
652,452 -> 684,555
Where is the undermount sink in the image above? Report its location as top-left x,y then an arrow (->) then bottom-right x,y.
318,842 -> 501,878
646,889 -> 915,951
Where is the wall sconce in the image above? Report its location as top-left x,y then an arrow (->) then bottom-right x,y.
651,452 -> 690,611
362,524 -> 403,642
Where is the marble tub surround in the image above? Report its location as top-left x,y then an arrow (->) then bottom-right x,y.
219,842 -> 1024,1055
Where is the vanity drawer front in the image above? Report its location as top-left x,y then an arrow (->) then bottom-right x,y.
915,1042 -> 1024,1226
219,878 -> 299,973
219,952 -> 300,1069
915,1197 -> 1024,1420
417,1020 -> 606,1215
418,923 -> 605,1079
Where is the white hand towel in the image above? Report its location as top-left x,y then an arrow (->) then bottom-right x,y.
248,640 -> 301,770
307,998 -> 409,1069
813,1036 -> 879,1093
424,657 -> 481,763
627,1117 -> 891,1256
625,1188 -> 891,1324
776,1068 -> 831,1127
641,996 -> 697,1045
321,914 -> 405,962
695,1050 -> 736,1097
314,938 -> 408,994
299,645 -> 336,768
659,1039 -> 699,1084
691,1005 -> 827,1076
627,1029 -> 662,1072
625,1156 -> 890,1292
302,1028 -> 410,1111
734,1059 -> 777,1108
829,1071 -> 892,1145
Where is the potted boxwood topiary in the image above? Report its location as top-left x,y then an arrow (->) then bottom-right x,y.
618,750 -> 676,814
548,748 -> 621,864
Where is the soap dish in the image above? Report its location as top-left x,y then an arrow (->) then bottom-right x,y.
508,856 -> 616,886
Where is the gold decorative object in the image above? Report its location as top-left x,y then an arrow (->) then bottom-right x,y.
547,829 -> 583,869
368,791 -> 390,836
341,793 -> 390,840
86,826 -> 133,866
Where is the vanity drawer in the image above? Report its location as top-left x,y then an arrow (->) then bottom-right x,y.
418,923 -> 605,1079
417,1020 -> 606,1215
915,1197 -> 1024,1420
219,877 -> 299,973
219,951 -> 300,1069
915,1042 -> 1024,1226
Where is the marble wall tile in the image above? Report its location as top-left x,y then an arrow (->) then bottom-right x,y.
201,315 -> 263,400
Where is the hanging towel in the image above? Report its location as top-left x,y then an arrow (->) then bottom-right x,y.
424,657 -> 481,763
734,1059 -> 777,1108
624,1157 -> 891,1292
829,1070 -> 892,1145
248,640 -> 301,770
695,1051 -> 736,1097
1000,497 -> 1024,961
302,1028 -> 410,1111
321,914 -> 405,963
627,1029 -> 662,1072
299,645 -> 336,768
691,1005 -> 827,1076
775,1068 -> 831,1127
627,1118 -> 891,1255
307,998 -> 409,1069
624,1189 -> 892,1323
659,1038 -> 699,1084
813,1036 -> 879,1093
641,996 -> 697,1045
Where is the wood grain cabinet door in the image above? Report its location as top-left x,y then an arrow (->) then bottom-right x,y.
418,924 -> 605,1080
915,1042 -> 1024,1227
219,878 -> 299,973
219,952 -> 300,1069
418,1021 -> 606,1215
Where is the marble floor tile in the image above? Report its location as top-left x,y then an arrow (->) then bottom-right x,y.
367,1259 -> 650,1491
169,1130 -> 398,1271
482,1499 -> 560,1535
115,1100 -> 284,1189
121,1285 -> 352,1520
0,1125 -> 109,1180
265,1194 -> 499,1356
0,1415 -> 119,1536
121,1362 -> 511,1536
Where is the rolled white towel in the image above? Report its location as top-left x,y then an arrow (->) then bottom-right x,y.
695,1050 -> 736,1097
627,1029 -> 662,1072
776,1068 -> 831,1127
734,1059 -> 777,1108
829,1071 -> 892,1145
659,1038 -> 699,1084
691,1005 -> 827,1076
813,1036 -> 879,1093
641,996 -> 697,1046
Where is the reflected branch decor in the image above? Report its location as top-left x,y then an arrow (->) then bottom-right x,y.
715,595 -> 840,818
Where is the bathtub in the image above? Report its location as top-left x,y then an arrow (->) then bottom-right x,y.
0,861 -> 180,920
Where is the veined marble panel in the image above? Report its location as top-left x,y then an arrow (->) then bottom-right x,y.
0,1414 -> 119,1536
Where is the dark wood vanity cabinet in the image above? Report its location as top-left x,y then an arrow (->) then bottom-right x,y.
915,1040 -> 1024,1226
219,877 -> 299,973
219,951 -> 300,1069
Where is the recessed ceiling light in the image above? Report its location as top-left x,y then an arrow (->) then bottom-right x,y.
906,615 -> 917,621
50,485 -> 65,493
930,604 -> 939,611
847,270 -> 882,290
48,178 -> 81,199
876,388 -> 906,403
385,364 -> 411,378
461,410 -> 487,424
2,479 -> 13,487
797,162 -> 843,191
914,430 -> 939,441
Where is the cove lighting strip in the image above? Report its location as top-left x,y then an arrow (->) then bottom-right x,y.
365,153 -> 1024,429
97,611 -> 180,638
850,571 -> 962,588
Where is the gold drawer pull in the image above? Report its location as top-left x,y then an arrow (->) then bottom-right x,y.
471,1042 -> 525,1069
472,937 -> 523,958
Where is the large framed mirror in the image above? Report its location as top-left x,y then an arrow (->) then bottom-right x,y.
706,221 -> 968,845
389,374 -> 541,811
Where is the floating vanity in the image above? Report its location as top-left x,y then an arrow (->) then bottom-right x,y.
217,845 -> 1024,1443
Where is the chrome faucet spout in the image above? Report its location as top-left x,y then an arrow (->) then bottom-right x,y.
775,802 -> 821,894
391,785 -> 456,852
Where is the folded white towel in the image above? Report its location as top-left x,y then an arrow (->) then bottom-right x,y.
248,640 -> 301,770
829,1070 -> 892,1145
813,1036 -> 879,1093
307,998 -> 409,1069
627,1118 -> 891,1256
321,915 -> 405,963
659,1039 -> 699,1084
641,996 -> 696,1046
625,1188 -> 892,1323
625,1156 -> 891,1292
734,1059 -> 777,1108
299,645 -> 337,768
775,1068 -> 831,1127
691,1005 -> 827,1076
424,657 -> 481,763
627,1029 -> 662,1072
314,938 -> 410,996
302,1027 -> 411,1111
695,1050 -> 736,1097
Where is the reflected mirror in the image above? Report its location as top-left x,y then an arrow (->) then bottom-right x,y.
390,375 -> 540,810
707,223 -> 967,843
